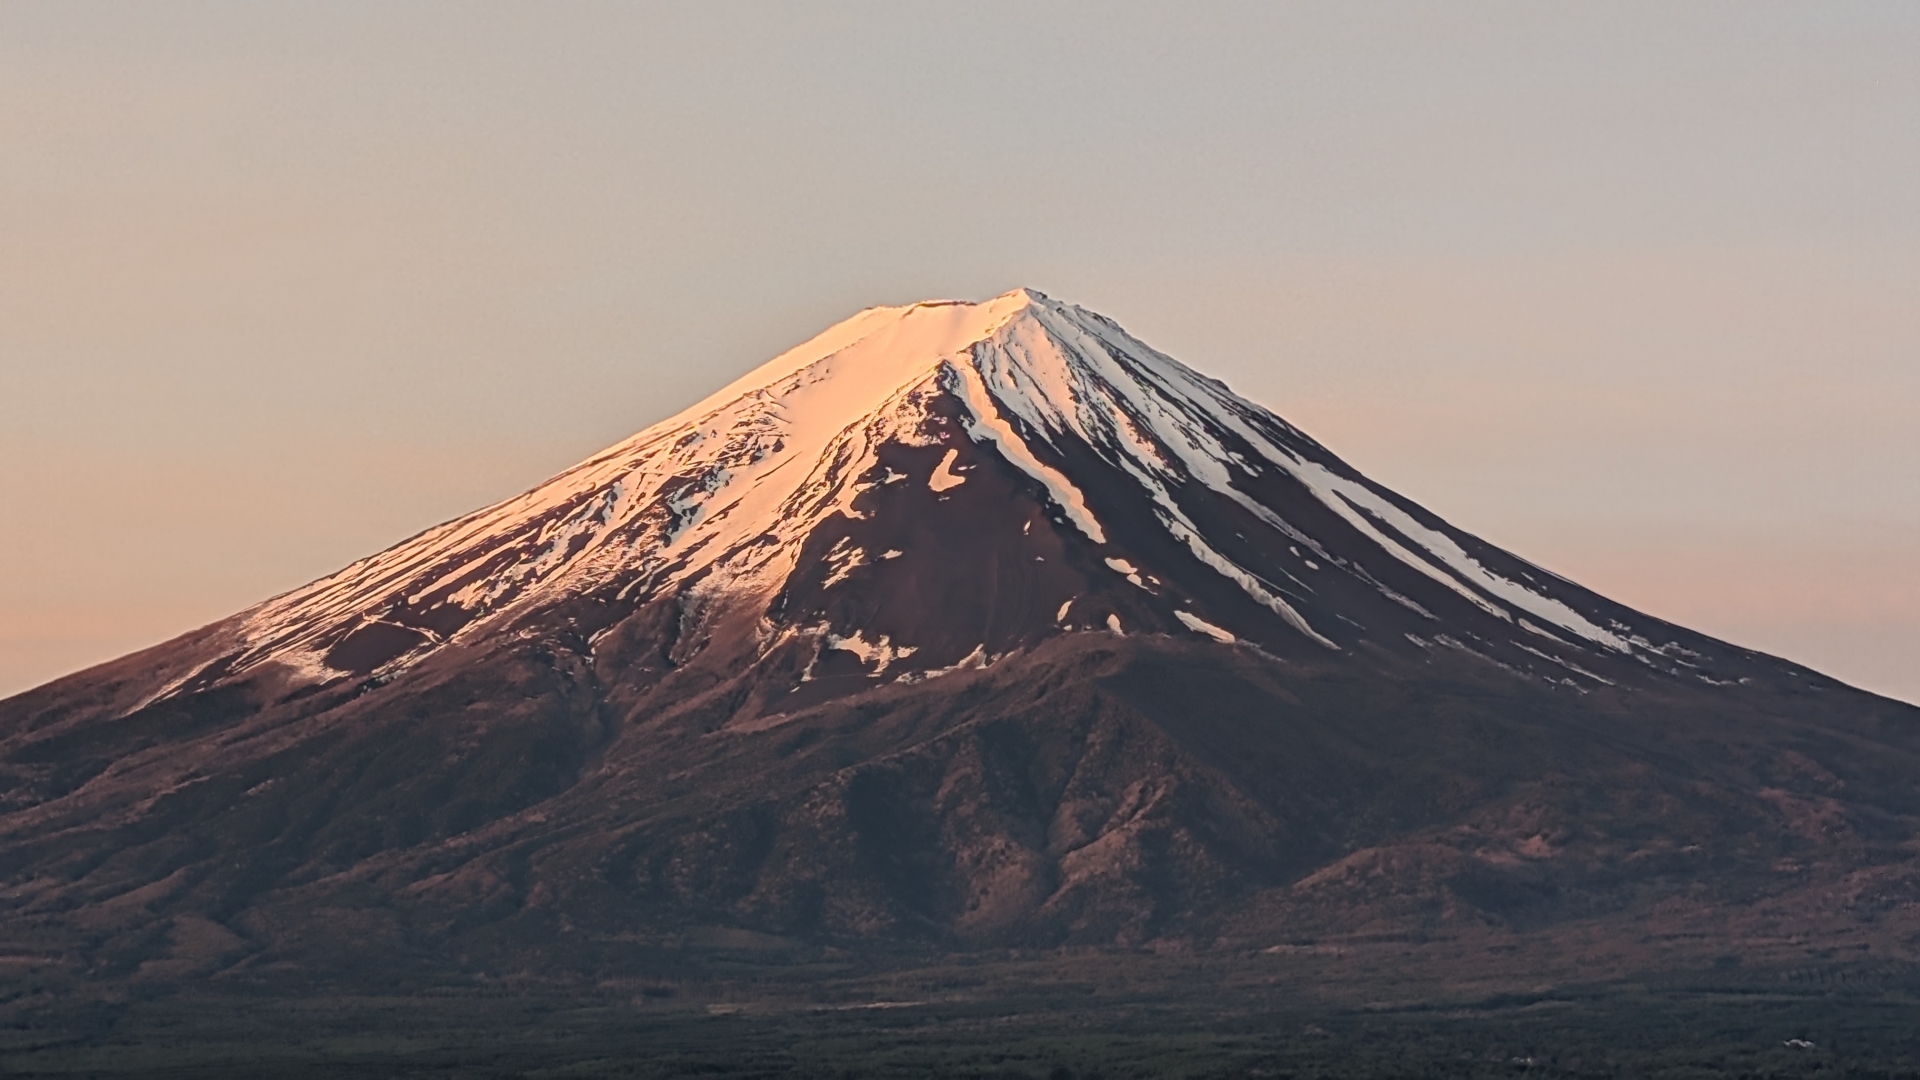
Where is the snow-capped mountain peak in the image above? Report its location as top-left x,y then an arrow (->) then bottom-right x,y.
167,288 -> 1743,705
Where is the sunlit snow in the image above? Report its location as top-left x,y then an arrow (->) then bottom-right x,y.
208,286 -> 1660,695
1175,610 -> 1236,643
927,448 -> 966,492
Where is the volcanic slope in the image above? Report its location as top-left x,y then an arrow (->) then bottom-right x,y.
3,288 -> 1918,981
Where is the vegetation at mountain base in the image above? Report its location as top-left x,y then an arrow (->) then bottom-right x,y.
7,947 -> 1920,1078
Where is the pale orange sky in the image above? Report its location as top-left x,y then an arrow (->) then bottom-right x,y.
3,3 -> 1916,703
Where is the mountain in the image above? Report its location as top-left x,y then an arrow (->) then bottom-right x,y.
3,288 -> 1918,988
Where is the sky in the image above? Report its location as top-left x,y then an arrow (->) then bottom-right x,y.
2,2 -> 1916,704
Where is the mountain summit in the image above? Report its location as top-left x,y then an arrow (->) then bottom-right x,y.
125,287 -> 1748,704
3,290 -> 1917,980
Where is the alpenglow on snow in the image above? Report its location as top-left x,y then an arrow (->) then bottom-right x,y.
140,287 -> 1758,707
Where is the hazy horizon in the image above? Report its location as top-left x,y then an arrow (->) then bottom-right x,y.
4,2 -> 1916,704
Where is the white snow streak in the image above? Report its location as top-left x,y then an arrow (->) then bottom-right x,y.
979,296 -> 1627,656
946,358 -> 1107,544
1175,611 -> 1236,643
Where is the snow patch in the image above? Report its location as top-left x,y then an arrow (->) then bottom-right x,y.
1175,610 -> 1235,643
820,537 -> 869,589
896,643 -> 991,683
1513,641 -> 1615,686
927,447 -> 966,492
1104,557 -> 1148,589
826,629 -> 918,675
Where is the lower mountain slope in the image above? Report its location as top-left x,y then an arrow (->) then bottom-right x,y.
4,608 -> 1917,986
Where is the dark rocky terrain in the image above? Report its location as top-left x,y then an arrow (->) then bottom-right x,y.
3,290 -> 1917,1071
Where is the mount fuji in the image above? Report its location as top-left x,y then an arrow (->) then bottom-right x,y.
4,288 -> 1917,983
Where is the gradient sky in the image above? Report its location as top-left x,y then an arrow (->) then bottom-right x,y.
3,2 -> 1916,703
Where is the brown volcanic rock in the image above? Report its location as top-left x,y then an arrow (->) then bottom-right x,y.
3,289 -> 1918,987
